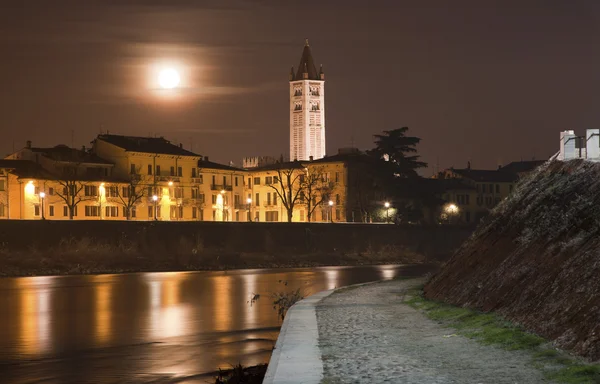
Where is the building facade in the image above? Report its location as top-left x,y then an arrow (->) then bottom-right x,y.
289,39 -> 326,161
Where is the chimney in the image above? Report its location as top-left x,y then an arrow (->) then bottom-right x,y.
82,145 -> 86,152
179,143 -> 183,148
467,161 -> 471,170
309,155 -> 314,161
204,156 -> 209,161
26,140 -> 32,149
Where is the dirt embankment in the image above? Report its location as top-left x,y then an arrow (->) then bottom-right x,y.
0,221 -> 473,276
425,159 -> 600,361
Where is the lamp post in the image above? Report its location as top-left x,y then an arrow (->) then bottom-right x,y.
246,197 -> 252,222
384,201 -> 390,223
39,192 -> 46,220
328,200 -> 334,223
152,194 -> 158,221
220,190 -> 226,221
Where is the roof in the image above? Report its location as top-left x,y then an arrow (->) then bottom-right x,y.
499,160 -> 546,175
96,134 -> 200,157
449,168 -> 518,183
30,145 -> 112,165
249,161 -> 305,172
198,159 -> 245,172
291,40 -> 321,81
0,160 -> 55,179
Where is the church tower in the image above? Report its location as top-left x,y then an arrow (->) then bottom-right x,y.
289,39 -> 325,161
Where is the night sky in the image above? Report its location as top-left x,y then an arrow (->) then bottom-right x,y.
2,1 -> 599,174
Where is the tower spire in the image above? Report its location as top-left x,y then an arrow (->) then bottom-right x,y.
305,38 -> 309,46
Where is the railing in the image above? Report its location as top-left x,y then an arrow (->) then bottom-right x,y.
158,176 -> 180,183
234,202 -> 249,209
191,178 -> 203,184
210,184 -> 233,191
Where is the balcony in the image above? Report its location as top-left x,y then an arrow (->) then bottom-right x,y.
210,184 -> 233,191
191,178 -> 203,184
235,202 -> 249,210
158,176 -> 180,183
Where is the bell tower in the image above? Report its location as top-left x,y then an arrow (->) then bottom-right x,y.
289,39 -> 325,161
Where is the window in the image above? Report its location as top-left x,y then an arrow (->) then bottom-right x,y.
265,211 -> 279,222
274,176 -> 279,184
174,188 -> 183,199
335,172 -> 340,183
198,174 -> 203,184
130,164 -> 136,174
170,166 -> 175,176
34,204 -> 40,216
222,176 -> 227,186
191,188 -> 199,199
236,211 -> 239,221
0,203 -> 4,217
199,209 -> 204,221
34,186 -> 40,195
107,186 -> 119,197
48,187 -> 54,196
170,206 -> 177,219
122,187 -> 130,198
179,206 -> 183,218
212,175 -> 216,185
0,180 -> 4,191
178,167 -> 182,177
156,206 -> 161,218
105,206 -> 118,217
192,168 -> 197,178
234,194 -> 241,205
481,185 -> 486,193
85,206 -> 100,217
212,194 -> 217,204
192,207 -> 197,219
255,193 -> 259,206
148,165 -> 152,175
49,205 -> 54,217
212,210 -> 216,221
156,165 -> 161,175
273,193 -> 278,206
336,209 -> 340,220
199,193 -> 205,203
131,206 -> 137,218
247,178 -> 251,188
148,206 -> 153,218
63,206 -> 69,217
489,184 -> 493,193
267,192 -> 271,205
265,176 -> 273,185
495,184 -> 500,193
335,194 -> 340,205
235,177 -> 238,187
465,194 -> 470,205
254,177 -> 260,186
84,185 -> 98,196
299,174 -> 306,183
147,186 -> 153,197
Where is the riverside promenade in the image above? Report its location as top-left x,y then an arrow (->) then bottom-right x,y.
264,279 -> 548,384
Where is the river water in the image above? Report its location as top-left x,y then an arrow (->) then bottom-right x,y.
0,264 -> 432,383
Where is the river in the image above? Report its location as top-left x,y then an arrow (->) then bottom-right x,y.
0,264 -> 432,383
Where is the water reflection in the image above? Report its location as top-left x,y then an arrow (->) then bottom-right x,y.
0,264 -> 433,382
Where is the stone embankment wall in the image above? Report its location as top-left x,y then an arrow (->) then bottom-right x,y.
0,221 -> 473,276
425,159 -> 600,361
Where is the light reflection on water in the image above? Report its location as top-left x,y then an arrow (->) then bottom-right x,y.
0,264 -> 432,383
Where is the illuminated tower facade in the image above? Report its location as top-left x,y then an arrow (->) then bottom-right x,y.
289,39 -> 325,161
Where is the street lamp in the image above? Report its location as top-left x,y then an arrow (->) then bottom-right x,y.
384,201 -> 390,223
246,197 -> 252,222
39,192 -> 46,220
152,194 -> 158,221
328,200 -> 334,223
444,203 -> 459,224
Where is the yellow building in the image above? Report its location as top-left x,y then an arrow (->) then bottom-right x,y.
1,135 -> 354,223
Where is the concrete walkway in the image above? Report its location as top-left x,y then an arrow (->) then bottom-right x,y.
266,279 -> 551,384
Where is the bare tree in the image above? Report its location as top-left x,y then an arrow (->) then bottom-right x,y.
268,163 -> 304,222
53,165 -> 92,220
114,171 -> 148,220
302,166 -> 335,222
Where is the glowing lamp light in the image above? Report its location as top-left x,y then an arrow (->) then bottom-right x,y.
152,195 -> 159,202
328,200 -> 334,206
25,181 -> 35,195
39,192 -> 46,199
246,198 -> 252,204
445,203 -> 459,214
220,190 -> 225,195
168,181 -> 174,186
384,202 -> 390,208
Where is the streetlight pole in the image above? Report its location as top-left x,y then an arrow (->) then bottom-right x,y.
384,201 -> 390,223
152,194 -> 158,221
220,190 -> 226,221
246,197 -> 252,222
40,192 -> 46,220
328,200 -> 334,223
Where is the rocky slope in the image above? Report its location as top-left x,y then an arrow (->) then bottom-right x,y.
425,159 -> 600,361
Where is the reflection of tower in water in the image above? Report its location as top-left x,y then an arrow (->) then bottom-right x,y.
94,275 -> 113,346
147,273 -> 190,340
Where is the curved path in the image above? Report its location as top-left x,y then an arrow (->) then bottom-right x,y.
266,279 -> 550,384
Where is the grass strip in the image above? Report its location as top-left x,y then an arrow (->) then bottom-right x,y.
405,288 -> 600,384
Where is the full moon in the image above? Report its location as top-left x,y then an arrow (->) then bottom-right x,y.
158,68 -> 180,89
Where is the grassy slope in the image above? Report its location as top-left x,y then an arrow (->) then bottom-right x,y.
406,287 -> 600,384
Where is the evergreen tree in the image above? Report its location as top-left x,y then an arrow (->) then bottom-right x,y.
368,127 -> 427,178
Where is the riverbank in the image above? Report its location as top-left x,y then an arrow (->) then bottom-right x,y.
0,220 -> 472,277
269,279 -> 599,383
